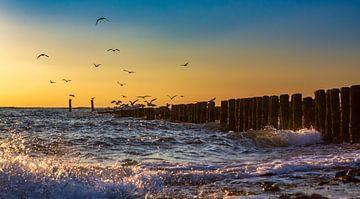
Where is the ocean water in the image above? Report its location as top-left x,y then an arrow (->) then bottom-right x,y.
0,108 -> 359,199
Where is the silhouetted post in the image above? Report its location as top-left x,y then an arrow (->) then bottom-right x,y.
269,96 -> 279,129
303,97 -> 315,129
256,97 -> 263,130
262,96 -> 270,128
91,99 -> 94,112
200,102 -> 208,123
220,100 -> 228,129
215,106 -> 221,121
291,93 -> 303,130
68,99 -> 72,112
350,85 -> 360,143
315,89 -> 326,137
235,99 -> 241,131
243,98 -> 250,131
208,101 -> 216,122
238,99 -> 245,132
340,87 -> 350,143
330,89 -> 341,143
325,90 -> 332,143
170,105 -> 175,122
251,97 -> 257,130
228,99 -> 236,131
280,94 -> 290,129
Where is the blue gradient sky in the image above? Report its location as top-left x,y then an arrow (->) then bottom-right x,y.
1,0 -> 360,107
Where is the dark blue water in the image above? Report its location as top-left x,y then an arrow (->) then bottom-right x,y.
0,109 -> 359,198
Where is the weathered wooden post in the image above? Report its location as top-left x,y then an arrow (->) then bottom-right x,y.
243,98 -> 250,131
350,85 -> 360,143
208,101 -> 216,122
200,102 -> 208,123
220,100 -> 228,129
91,99 -> 95,112
235,99 -> 241,131
280,94 -> 290,129
256,97 -> 263,130
251,97 -> 257,130
262,96 -> 270,128
303,97 -> 315,129
330,89 -> 341,143
228,99 -> 236,131
269,96 -> 279,129
315,89 -> 326,137
325,90 -> 332,143
68,99 -> 72,112
340,87 -> 350,143
238,99 -> 245,132
291,93 -> 302,130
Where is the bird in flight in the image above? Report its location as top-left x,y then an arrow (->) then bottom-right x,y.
180,62 -> 189,67
180,95 -> 184,98
145,98 -> 157,107
69,94 -> 75,97
96,17 -> 110,25
94,63 -> 101,68
167,95 -> 178,100
123,69 -> 135,74
117,82 -> 126,86
50,80 -> 56,84
129,99 -> 139,106
37,54 -> 49,59
110,100 -> 117,104
115,100 -> 122,105
62,79 -> 71,83
137,95 -> 151,99
120,95 -> 127,98
107,49 -> 120,52
208,97 -> 216,102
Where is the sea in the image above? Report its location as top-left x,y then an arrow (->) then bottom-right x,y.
0,108 -> 359,199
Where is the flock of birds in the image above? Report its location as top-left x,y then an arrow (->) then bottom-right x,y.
36,17 -> 215,109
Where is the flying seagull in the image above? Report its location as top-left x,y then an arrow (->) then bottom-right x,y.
123,69 -> 135,74
208,97 -> 216,103
96,17 -> 109,25
50,80 -> 56,84
117,81 -> 126,86
137,95 -> 151,99
69,94 -> 75,97
129,99 -> 139,106
94,63 -> 101,68
107,49 -> 120,52
145,99 -> 157,107
180,62 -> 189,67
120,95 -> 127,98
37,54 -> 49,59
111,100 -> 117,104
62,79 -> 71,83
167,95 -> 178,100
180,95 -> 184,98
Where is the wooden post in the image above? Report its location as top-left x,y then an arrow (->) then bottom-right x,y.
68,99 -> 72,112
220,100 -> 228,128
208,101 -> 216,122
330,89 -> 341,143
350,85 -> 360,143
256,97 -> 263,130
243,98 -> 250,131
262,96 -> 270,128
340,87 -> 350,143
238,99 -> 245,132
235,99 -> 241,131
325,90 -> 332,143
200,102 -> 207,123
303,97 -> 315,129
279,94 -> 290,129
91,99 -> 95,112
251,97 -> 257,130
228,99 -> 236,131
315,90 -> 326,136
269,96 -> 279,129
291,93 -> 302,130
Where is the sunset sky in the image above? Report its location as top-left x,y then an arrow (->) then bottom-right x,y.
0,0 -> 359,107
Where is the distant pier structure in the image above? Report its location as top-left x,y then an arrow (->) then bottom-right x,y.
105,84 -> 360,144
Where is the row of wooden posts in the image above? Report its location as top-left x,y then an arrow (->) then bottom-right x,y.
69,85 -> 360,144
